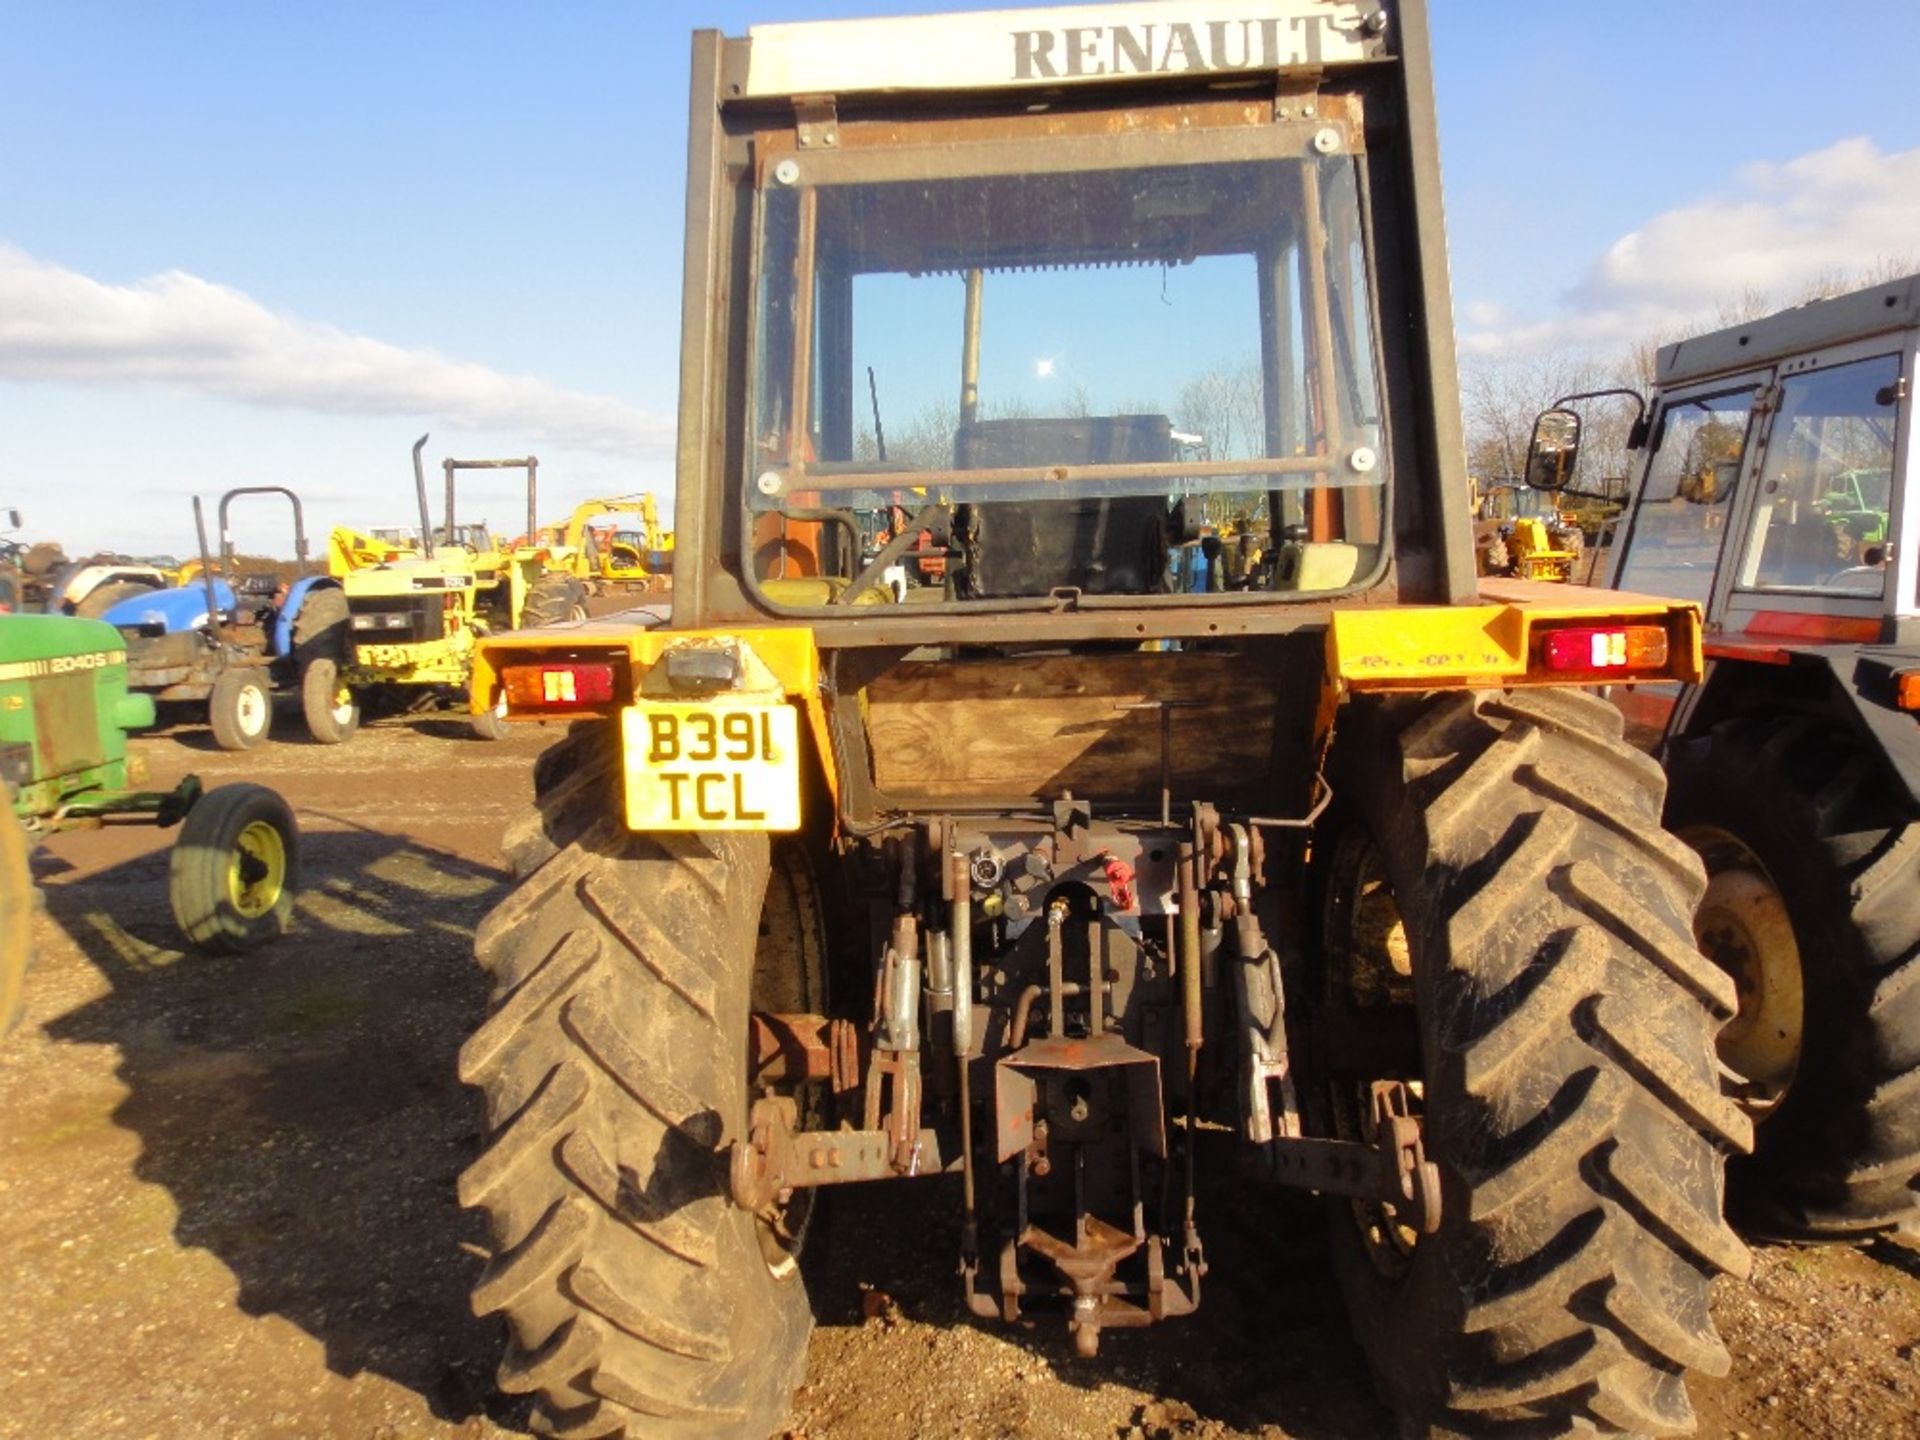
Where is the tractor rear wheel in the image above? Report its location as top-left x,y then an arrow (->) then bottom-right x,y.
520,572 -> 589,629
294,588 -> 358,744
209,668 -> 273,750
76,578 -> 157,620
1316,689 -> 1749,1438
291,585 -> 351,668
1665,717 -> 1920,1238
459,723 -> 814,1439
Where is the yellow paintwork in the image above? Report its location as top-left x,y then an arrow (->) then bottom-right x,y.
479,588 -> 1702,832
476,625 -> 836,804
327,526 -> 423,577
337,552 -> 488,688
1328,583 -> 1703,691
621,700 -> 802,832
230,818 -> 288,920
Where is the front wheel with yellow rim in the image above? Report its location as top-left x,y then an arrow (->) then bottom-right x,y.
169,783 -> 300,954
1666,717 -> 1920,1239
301,656 -> 361,745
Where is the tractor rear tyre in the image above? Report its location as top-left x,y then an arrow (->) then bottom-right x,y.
1318,689 -> 1749,1438
169,783 -> 299,954
292,586 -> 352,667
521,572 -> 589,629
1665,717 -> 1920,1238
0,804 -> 34,1035
75,578 -> 157,620
301,656 -> 361,745
459,723 -> 813,1439
209,668 -> 273,750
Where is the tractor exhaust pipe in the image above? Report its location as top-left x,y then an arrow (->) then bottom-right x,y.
412,434 -> 434,558
192,497 -> 222,642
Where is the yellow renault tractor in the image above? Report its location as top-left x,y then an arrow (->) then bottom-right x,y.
325,436 -> 584,740
456,6 -> 1749,1437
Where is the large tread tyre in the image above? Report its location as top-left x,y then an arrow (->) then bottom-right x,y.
75,578 -> 157,620
1665,717 -> 1920,1238
301,656 -> 361,745
459,724 -> 812,1440
291,585 -> 351,670
1320,689 -> 1750,1438
521,573 -> 590,630
208,668 -> 274,751
0,804 -> 35,1035
169,783 -> 299,954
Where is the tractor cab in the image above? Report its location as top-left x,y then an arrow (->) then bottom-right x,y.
1533,275 -> 1920,1243
1535,274 -> 1917,750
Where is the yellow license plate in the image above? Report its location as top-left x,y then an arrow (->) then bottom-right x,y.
620,701 -> 801,832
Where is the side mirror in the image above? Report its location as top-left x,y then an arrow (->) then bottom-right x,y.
4,510 -> 19,529
1525,408 -> 1582,492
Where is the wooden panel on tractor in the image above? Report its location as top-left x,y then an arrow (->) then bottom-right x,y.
861,643 -> 1304,808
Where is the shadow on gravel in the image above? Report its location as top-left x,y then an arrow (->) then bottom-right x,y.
41,827 -> 526,1430
803,1146 -> 1392,1438
1867,1237 -> 1920,1283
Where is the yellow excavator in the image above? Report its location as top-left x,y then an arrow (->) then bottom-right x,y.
529,494 -> 673,593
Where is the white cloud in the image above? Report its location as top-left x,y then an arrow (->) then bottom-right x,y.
1460,137 -> 1920,357
0,243 -> 672,455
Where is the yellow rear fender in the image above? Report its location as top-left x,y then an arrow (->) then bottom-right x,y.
1329,581 -> 1702,695
474,626 -> 835,810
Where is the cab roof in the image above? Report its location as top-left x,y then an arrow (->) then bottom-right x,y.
1656,273 -> 1920,388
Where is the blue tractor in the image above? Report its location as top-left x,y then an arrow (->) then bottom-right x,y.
103,488 -> 350,750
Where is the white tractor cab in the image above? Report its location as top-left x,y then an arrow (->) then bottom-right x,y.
1528,273 -> 1920,1241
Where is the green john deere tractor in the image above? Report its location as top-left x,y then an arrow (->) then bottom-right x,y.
0,610 -> 299,1034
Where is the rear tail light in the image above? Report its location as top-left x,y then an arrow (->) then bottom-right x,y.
1538,624 -> 1670,675
1896,670 -> 1920,713
501,662 -> 617,710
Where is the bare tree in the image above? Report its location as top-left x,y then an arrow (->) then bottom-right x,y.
1460,348 -> 1606,482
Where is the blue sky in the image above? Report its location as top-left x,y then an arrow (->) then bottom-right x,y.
4,1 -> 1918,554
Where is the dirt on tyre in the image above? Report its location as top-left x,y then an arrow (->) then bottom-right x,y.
459,723 -> 813,1440
169,783 -> 299,954
521,572 -> 589,629
0,803 -> 34,1035
208,668 -> 273,750
74,578 -> 157,620
1313,689 -> 1751,1438
1665,716 -> 1920,1238
301,655 -> 361,744
291,585 -> 350,667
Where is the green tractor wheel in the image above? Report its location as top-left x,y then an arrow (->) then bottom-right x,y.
169,783 -> 300,954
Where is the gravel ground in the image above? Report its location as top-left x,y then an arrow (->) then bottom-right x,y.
1,714 -> 1917,1439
